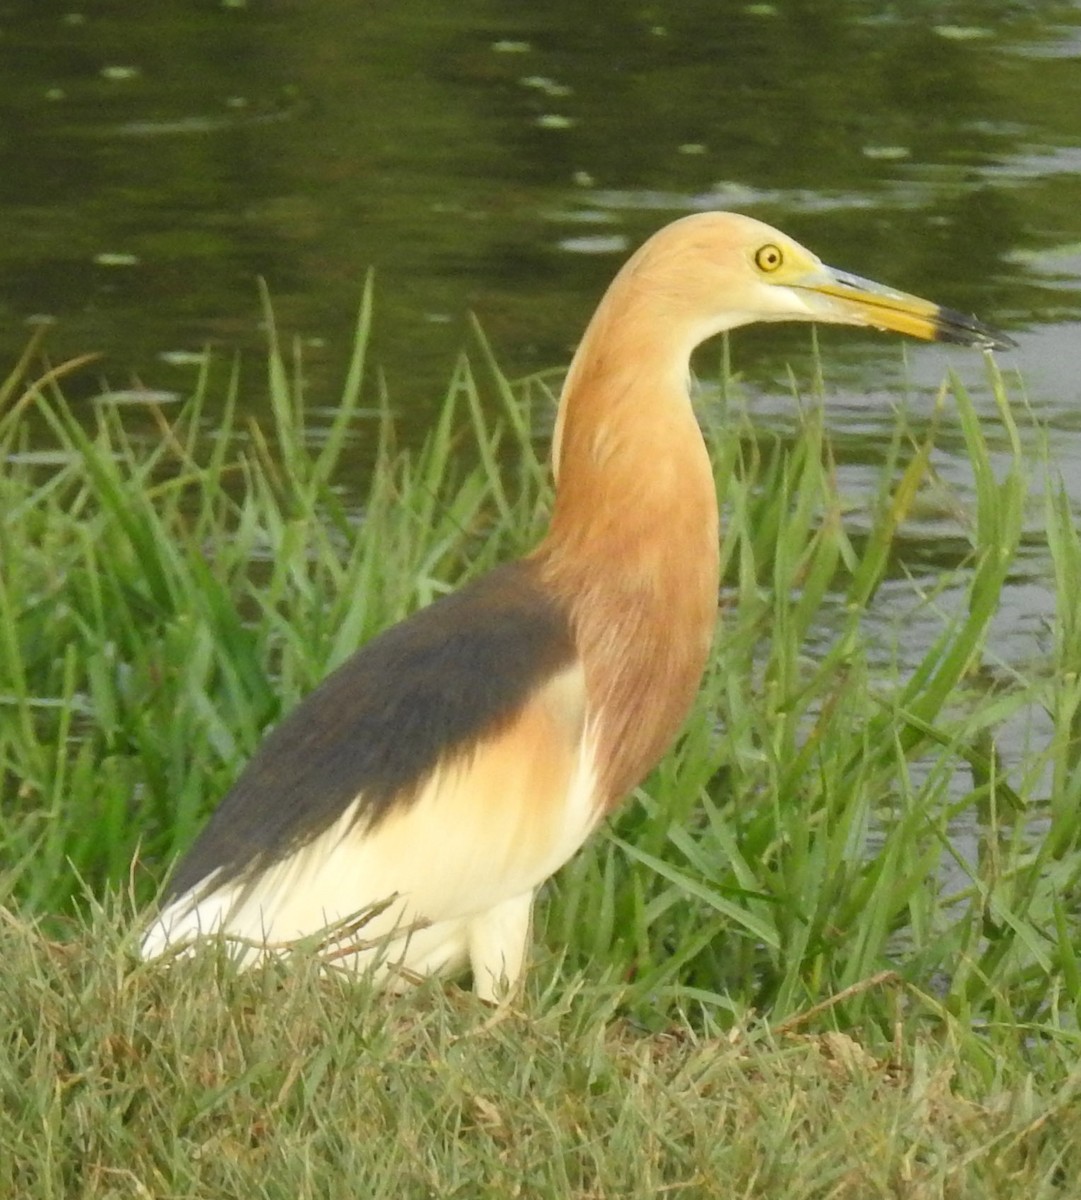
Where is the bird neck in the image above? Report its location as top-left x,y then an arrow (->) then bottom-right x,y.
533,283 -> 720,809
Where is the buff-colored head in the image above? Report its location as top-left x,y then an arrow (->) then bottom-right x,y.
612,211 -> 1013,355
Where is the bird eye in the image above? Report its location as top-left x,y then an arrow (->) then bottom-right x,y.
755,244 -> 784,273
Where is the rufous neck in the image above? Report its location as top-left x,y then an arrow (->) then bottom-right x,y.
532,278 -> 721,805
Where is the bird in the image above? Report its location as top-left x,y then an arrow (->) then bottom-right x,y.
140,211 -> 1012,1000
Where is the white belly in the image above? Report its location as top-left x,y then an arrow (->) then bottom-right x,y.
141,721 -> 601,993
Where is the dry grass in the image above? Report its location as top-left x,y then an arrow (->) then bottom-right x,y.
2,905 -> 1079,1200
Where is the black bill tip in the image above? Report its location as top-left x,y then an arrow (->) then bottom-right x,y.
934,305 -> 1016,352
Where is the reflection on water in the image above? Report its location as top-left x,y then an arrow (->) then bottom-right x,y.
1,1 -> 1079,785
0,1 -> 1077,409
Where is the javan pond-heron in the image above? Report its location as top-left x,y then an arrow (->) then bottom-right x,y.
141,211 -> 1012,999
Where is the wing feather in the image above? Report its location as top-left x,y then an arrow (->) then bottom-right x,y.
142,662 -> 596,984
142,560 -> 597,988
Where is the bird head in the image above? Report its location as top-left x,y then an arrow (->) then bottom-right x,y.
623,211 -> 1014,354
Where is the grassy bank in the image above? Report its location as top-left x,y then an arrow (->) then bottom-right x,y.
2,299 -> 1081,1193
2,904 -> 1079,1199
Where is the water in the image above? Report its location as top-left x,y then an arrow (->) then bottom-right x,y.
0,2 -> 1076,409
2,1 -> 1080,777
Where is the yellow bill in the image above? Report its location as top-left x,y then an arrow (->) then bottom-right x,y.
789,264 -> 1015,350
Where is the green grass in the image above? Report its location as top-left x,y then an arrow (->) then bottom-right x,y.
3,296 -> 1081,1194
2,905 -> 1080,1199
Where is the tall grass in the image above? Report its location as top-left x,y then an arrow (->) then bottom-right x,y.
0,288 -> 547,911
548,363 -> 1081,1047
1,297 -> 1078,1056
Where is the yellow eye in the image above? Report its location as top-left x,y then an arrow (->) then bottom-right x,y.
755,244 -> 784,273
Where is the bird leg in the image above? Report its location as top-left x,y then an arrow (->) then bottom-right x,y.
466,890 -> 535,1003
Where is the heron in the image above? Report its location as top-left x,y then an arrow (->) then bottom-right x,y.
140,211 -> 1011,1000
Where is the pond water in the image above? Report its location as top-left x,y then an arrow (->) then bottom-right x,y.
3,1 -> 1081,772
2,2 -> 1078,412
